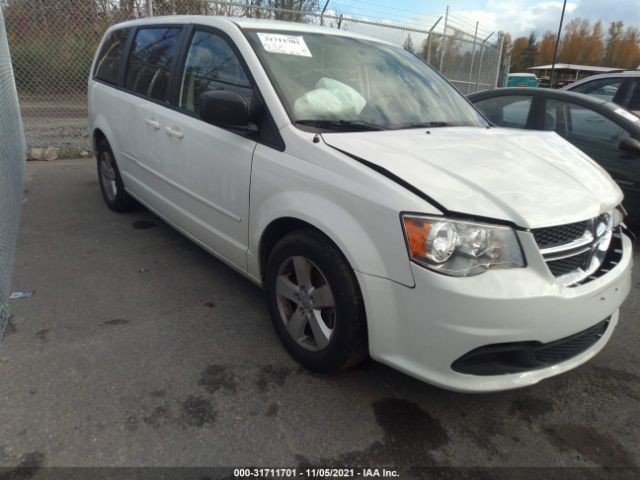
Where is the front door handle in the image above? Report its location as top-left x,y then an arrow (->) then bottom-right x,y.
145,118 -> 161,130
165,126 -> 184,139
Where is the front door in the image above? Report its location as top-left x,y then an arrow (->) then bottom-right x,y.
151,28 -> 258,270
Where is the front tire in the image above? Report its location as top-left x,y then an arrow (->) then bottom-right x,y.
266,229 -> 368,372
97,139 -> 135,212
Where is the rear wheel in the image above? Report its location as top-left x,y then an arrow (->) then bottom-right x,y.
266,229 -> 368,372
97,139 -> 135,212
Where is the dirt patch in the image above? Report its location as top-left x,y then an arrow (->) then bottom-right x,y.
198,365 -> 238,394
265,403 -> 280,417
256,365 -> 291,393
102,319 -> 130,327
34,329 -> 49,343
298,398 -> 450,466
181,396 -> 216,428
544,424 -> 636,466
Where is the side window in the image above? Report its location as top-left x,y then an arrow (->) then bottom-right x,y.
570,78 -> 622,102
474,95 -> 533,128
125,28 -> 182,101
547,99 -> 629,148
94,28 -> 129,85
178,30 -> 252,113
624,80 -> 640,111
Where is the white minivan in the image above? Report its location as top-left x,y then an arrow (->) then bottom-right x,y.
89,16 -> 633,392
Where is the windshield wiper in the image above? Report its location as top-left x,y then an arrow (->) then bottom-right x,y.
295,119 -> 388,131
396,121 -> 458,129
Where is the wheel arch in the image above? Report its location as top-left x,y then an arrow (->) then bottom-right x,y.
91,114 -> 119,158
249,191 -> 416,289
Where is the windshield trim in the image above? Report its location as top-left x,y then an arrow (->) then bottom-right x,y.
242,28 -> 488,133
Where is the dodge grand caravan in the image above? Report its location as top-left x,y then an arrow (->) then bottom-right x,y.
88,16 -> 633,392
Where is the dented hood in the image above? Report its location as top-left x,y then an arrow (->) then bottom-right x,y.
323,127 -> 623,229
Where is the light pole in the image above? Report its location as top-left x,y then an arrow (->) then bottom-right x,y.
549,0 -> 567,88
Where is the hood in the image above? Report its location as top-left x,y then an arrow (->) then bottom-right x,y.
323,127 -> 623,229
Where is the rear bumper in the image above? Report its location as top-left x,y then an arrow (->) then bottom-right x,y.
358,233 -> 633,392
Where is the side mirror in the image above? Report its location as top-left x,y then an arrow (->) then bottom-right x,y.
198,90 -> 255,131
619,137 -> 640,155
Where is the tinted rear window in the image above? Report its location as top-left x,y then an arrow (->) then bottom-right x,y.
125,28 -> 182,101
94,28 -> 129,85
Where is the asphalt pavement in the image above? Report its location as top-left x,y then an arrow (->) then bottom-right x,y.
1,159 -> 639,474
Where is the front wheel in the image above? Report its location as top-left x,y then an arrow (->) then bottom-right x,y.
265,230 -> 368,372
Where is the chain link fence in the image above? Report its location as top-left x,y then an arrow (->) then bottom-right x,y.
1,0 -> 502,151
0,6 -> 26,340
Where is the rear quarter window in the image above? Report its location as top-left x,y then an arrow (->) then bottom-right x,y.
94,28 -> 130,85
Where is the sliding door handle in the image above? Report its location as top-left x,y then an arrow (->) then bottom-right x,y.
165,126 -> 184,139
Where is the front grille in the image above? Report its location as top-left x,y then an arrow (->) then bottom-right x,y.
533,220 -> 589,249
572,228 -> 624,287
531,214 -> 620,287
451,319 -> 610,375
547,253 -> 588,277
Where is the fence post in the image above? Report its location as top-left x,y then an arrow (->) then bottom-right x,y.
426,16 -> 442,65
467,21 -> 479,94
438,5 -> 449,72
474,32 -> 494,92
147,0 -> 153,17
493,33 -> 504,89
337,14 -> 343,29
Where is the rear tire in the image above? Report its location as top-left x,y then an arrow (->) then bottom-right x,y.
97,139 -> 135,212
266,229 -> 368,372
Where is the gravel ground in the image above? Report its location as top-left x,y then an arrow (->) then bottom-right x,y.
1,159 -> 639,477
19,96 -> 90,151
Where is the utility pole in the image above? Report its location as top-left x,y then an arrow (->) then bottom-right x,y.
549,0 -> 567,88
320,0 -> 330,26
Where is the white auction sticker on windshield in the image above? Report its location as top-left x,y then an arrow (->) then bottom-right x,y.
257,33 -> 312,57
614,107 -> 639,123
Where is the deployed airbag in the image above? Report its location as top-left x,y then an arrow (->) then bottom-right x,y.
294,77 -> 366,119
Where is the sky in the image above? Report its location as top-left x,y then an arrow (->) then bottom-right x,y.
330,0 -> 640,38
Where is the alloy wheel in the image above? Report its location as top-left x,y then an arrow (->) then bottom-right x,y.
275,256 -> 336,351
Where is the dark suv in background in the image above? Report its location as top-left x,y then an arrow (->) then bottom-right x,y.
563,71 -> 640,117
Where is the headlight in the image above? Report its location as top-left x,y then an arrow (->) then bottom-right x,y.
402,215 -> 525,277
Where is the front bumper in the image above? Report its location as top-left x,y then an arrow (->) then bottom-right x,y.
358,232 -> 633,392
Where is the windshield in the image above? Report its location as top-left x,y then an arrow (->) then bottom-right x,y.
244,29 -> 487,131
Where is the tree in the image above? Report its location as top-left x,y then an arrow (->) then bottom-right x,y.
583,21 -> 604,65
403,34 -> 415,54
523,32 -> 538,68
510,36 -> 529,72
537,31 -> 556,65
617,27 -> 640,69
559,18 -> 590,63
501,32 -> 512,61
603,21 -> 624,66
419,35 -> 440,64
